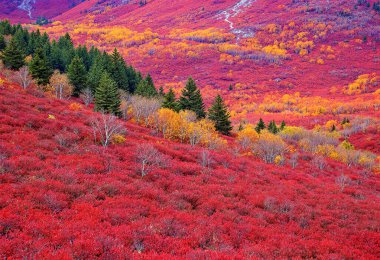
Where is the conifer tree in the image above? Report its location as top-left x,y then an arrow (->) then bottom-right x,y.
0,34 -> 6,51
0,37 -> 25,70
13,29 -> 28,52
27,30 -> 41,55
49,41 -> 62,71
67,55 -> 87,96
86,58 -> 104,93
76,45 -> 90,70
50,34 -> 75,72
178,77 -> 206,118
280,120 -> 286,131
109,48 -> 129,91
88,46 -> 101,65
162,88 -> 179,112
29,48 -> 53,85
57,33 -> 75,72
255,118 -> 266,133
208,94 -> 232,135
95,72 -> 121,115
41,32 -> 50,47
268,120 -> 279,134
0,20 -> 12,35
144,73 -> 155,92
126,65 -> 139,93
135,73 -> 157,97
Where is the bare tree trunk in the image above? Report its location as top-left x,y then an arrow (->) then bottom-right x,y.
90,112 -> 125,147
15,66 -> 32,89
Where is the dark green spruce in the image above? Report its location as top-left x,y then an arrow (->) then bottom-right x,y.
255,118 -> 266,133
95,72 -> 121,115
208,94 -> 232,135
109,48 -> 129,92
178,77 -> 206,118
268,120 -> 279,134
67,55 -> 87,96
0,37 -> 25,70
135,73 -> 157,97
86,57 -> 105,93
162,88 -> 179,112
29,48 -> 53,85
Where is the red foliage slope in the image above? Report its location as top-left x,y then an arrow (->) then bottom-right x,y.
0,84 -> 379,258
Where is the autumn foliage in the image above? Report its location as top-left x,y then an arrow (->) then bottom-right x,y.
1,0 -> 380,258
1,73 -> 380,259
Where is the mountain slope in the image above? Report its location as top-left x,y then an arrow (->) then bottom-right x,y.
0,77 -> 379,258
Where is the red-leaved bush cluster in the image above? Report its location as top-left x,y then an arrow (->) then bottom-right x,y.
0,85 -> 379,259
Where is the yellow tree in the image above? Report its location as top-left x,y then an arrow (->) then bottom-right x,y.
156,108 -> 182,140
237,126 -> 259,150
178,110 -> 196,142
49,70 -> 73,99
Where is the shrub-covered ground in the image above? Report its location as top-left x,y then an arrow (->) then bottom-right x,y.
0,83 -> 379,259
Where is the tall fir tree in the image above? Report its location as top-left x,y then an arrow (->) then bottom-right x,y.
88,46 -> 101,66
126,66 -> 140,93
50,35 -> 74,72
135,73 -> 158,97
67,55 -> 87,96
162,88 -> 179,112
13,29 -> 29,52
57,33 -> 75,72
109,48 -> 129,91
280,120 -> 286,131
86,57 -> 104,93
95,72 -> 121,115
76,45 -> 90,70
49,40 -> 62,71
0,37 -> 25,70
178,77 -> 206,118
27,30 -> 40,55
208,94 -> 232,135
29,48 -> 53,85
255,118 -> 266,133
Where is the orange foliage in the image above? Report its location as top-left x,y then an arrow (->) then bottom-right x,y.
68,102 -> 82,111
343,73 -> 378,95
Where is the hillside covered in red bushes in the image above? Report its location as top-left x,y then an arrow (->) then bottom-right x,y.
1,0 -> 380,258
1,81 -> 380,258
